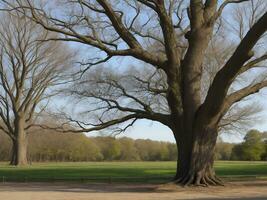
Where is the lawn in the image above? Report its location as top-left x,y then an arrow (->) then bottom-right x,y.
0,161 -> 266,183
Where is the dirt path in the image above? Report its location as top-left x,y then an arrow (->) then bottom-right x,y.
0,180 -> 266,200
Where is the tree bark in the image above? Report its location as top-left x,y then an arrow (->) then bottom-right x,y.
10,139 -> 18,165
173,123 -> 223,186
173,128 -> 192,181
9,116 -> 28,166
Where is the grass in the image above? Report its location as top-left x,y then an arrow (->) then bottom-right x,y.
0,161 -> 266,183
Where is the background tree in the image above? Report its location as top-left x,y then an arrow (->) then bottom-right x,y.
29,131 -> 103,162
261,140 -> 267,161
3,126 -> 267,162
118,137 -> 140,161
3,0 -> 267,185
0,11 -> 73,166
0,129 -> 178,162
231,129 -> 266,161
242,130 -> 265,160
215,139 -> 234,160
96,137 -> 122,160
0,132 -> 11,161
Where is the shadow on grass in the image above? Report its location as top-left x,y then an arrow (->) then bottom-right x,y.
0,167 -> 174,183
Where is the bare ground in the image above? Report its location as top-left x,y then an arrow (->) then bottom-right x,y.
0,180 -> 267,200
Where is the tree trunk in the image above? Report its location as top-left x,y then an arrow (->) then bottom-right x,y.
10,139 -> 18,165
173,124 -> 223,186
9,116 -> 28,166
173,130 -> 192,181
10,136 -> 28,166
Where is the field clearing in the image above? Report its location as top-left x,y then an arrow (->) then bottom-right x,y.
0,161 -> 266,183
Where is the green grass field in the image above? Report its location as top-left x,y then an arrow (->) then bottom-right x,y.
0,161 -> 266,183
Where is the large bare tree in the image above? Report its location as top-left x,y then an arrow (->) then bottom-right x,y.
0,11 -> 73,166
3,0 -> 267,185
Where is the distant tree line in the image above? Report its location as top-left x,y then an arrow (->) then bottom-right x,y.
0,129 -> 177,162
1,129 -> 266,162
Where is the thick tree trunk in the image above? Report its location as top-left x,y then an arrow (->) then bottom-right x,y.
173,124 -> 223,186
10,139 -> 17,165
173,131 -> 192,181
10,138 -> 28,166
9,116 -> 28,166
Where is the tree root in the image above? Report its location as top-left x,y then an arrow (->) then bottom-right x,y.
174,172 -> 224,187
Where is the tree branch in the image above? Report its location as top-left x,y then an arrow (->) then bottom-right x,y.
215,0 -> 250,20
221,80 -> 267,115
201,11 -> 267,119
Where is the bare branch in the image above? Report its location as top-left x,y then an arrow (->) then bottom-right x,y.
216,0 -> 250,19
202,11 -> 267,119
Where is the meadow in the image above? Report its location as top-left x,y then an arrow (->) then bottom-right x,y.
0,161 -> 266,183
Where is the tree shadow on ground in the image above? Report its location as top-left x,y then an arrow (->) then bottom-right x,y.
1,182 -> 267,197
0,183 -> 159,193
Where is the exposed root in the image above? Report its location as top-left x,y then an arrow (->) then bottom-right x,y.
184,175 -> 194,186
174,172 -> 224,187
211,175 -> 224,186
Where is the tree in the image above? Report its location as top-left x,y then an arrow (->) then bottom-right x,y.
261,140 -> 267,161
3,0 -> 267,185
0,11 -> 73,166
119,137 -> 140,161
0,132 -> 12,161
95,137 -> 121,160
242,130 -> 265,160
215,141 -> 234,160
230,144 -> 243,160
231,129 -> 265,161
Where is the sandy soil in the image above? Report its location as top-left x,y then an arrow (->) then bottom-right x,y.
0,180 -> 267,200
